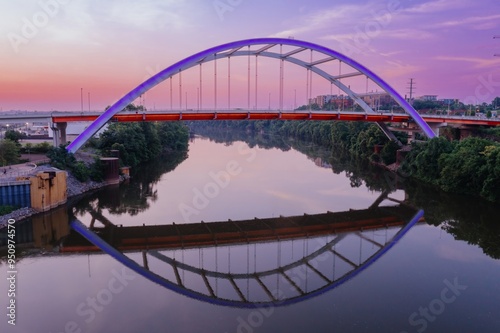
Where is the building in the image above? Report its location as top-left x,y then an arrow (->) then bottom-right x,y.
358,92 -> 394,110
308,95 -> 354,109
417,95 -> 438,102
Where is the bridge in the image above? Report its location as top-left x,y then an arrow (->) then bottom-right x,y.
59,37 -> 442,153
4,38 -> 498,148
69,206 -> 424,308
61,204 -> 420,252
3,109 -> 498,147
0,199 -> 424,307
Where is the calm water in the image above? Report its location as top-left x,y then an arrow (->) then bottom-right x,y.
1,135 -> 499,333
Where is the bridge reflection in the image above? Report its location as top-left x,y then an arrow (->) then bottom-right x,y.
67,205 -> 423,308
0,196 -> 423,307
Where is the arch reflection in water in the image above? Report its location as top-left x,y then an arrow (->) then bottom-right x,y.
69,207 -> 424,308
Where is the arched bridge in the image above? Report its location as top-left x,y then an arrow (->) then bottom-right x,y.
66,38 -> 436,153
68,206 -> 424,308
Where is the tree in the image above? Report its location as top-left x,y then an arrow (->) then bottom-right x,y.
380,140 -> 400,165
492,96 -> 500,109
0,139 -> 20,166
4,130 -> 24,146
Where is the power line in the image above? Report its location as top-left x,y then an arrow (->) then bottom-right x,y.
407,78 -> 415,102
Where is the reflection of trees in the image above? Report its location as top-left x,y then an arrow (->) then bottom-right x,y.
189,125 -> 500,260
73,151 -> 188,217
404,180 -> 500,259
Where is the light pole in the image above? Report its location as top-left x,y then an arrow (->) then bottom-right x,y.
81,88 -> 83,112
88,92 -> 90,112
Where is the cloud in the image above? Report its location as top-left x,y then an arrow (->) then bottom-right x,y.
106,0 -> 188,31
403,0 -> 467,14
323,28 -> 434,43
379,60 -> 422,79
436,14 -> 500,29
270,3 -> 373,38
435,56 -> 500,69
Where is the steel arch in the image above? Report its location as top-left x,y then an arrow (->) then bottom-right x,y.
67,38 -> 435,153
70,210 -> 423,308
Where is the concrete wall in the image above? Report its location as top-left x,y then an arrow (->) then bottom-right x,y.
30,170 -> 67,212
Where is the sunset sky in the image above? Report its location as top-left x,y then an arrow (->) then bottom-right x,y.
1,0 -> 500,111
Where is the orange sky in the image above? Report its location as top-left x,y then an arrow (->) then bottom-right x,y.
1,0 -> 500,111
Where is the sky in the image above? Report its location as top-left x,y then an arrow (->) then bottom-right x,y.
1,0 -> 500,111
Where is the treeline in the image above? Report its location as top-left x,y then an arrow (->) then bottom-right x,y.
189,120 -> 405,164
401,137 -> 500,202
90,122 -> 189,167
190,119 -> 500,202
47,121 -> 189,181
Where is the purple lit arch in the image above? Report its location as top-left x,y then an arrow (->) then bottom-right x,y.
67,38 -> 435,153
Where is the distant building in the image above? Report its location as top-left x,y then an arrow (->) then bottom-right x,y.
309,95 -> 353,109
358,92 -> 394,110
417,95 -> 438,102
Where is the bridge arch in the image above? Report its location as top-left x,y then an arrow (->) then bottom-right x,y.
70,210 -> 423,308
67,38 -> 435,153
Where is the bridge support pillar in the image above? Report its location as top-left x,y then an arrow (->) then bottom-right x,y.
50,122 -> 67,147
428,123 -> 441,137
51,123 -> 59,147
58,122 -> 68,145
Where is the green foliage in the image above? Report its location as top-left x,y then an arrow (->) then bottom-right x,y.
400,137 -> 455,183
47,145 -> 103,182
0,139 -> 20,166
0,205 -> 18,215
20,141 -> 51,154
380,140 -> 400,165
89,158 -> 104,182
97,122 -> 188,167
47,145 -> 77,170
412,100 -> 441,110
401,137 -> 500,202
4,130 -> 24,145
72,161 -> 90,182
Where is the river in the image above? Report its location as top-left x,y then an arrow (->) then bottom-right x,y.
1,133 -> 499,333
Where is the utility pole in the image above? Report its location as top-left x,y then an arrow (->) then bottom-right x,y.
407,78 -> 415,103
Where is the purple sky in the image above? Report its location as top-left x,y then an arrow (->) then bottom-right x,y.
1,0 -> 500,111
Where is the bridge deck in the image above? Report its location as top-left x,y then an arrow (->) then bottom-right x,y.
61,205 -> 420,252
48,111 -> 500,126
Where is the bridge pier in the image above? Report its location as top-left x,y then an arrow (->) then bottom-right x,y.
51,122 -> 67,147
428,123 -> 442,137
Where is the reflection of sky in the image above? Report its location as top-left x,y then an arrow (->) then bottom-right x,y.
76,138 -> 396,227
2,222 -> 499,332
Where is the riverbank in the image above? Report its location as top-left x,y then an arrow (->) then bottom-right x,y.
0,165 -> 123,227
